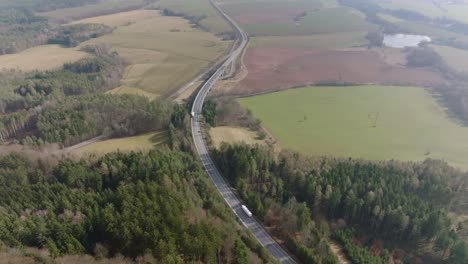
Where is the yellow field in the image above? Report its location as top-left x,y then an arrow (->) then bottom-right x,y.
432,44 -> 468,73
74,131 -> 168,156
210,126 -> 264,148
0,45 -> 88,72
77,10 -> 230,98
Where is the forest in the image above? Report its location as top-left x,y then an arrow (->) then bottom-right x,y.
213,143 -> 468,263
0,145 -> 272,263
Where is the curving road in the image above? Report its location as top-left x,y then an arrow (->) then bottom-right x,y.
190,1 -> 297,263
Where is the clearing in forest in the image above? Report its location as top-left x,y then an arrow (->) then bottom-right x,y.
73,131 -> 168,156
239,85 -> 468,170
0,45 -> 88,72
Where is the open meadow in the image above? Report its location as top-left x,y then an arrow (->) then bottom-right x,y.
209,126 -> 264,148
76,10 -> 230,98
239,85 -> 468,170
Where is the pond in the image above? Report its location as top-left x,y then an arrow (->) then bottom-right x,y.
383,34 -> 431,48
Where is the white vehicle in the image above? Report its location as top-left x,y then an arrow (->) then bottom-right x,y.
191,111 -> 195,118
241,205 -> 252,217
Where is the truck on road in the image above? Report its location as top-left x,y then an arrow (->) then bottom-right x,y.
241,205 -> 252,217
191,111 -> 195,118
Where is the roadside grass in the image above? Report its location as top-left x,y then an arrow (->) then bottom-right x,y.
77,10 -> 230,98
249,32 -> 368,49
432,44 -> 468,74
158,0 -> 232,34
74,131 -> 168,155
210,126 -> 264,148
39,0 -> 148,22
239,85 -> 468,170
0,44 -> 88,72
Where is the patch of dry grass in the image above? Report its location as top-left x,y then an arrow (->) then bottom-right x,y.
210,126 -> 264,148
0,45 -> 88,72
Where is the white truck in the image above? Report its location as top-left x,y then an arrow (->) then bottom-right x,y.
191,111 -> 195,118
241,204 -> 252,217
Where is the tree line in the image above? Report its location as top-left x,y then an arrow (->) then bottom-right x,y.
213,143 -> 468,263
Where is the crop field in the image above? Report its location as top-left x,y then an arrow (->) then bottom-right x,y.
249,32 -> 368,49
210,126 -> 264,148
432,44 -> 468,73
233,47 -> 445,95
40,0 -> 148,22
239,85 -> 468,169
221,0 -> 375,36
159,0 -> 232,34
0,45 -> 88,72
74,131 -> 168,156
77,10 -> 230,98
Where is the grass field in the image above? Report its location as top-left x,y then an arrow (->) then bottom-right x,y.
239,85 -> 468,170
69,9 -> 157,27
210,126 -> 264,148
159,0 -> 232,34
74,131 -> 168,156
432,44 -> 468,73
250,32 -> 368,49
40,0 -> 148,22
0,45 -> 87,72
221,0 -> 375,36
77,10 -> 230,98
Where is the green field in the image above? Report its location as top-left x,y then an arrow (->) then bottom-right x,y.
74,131 -> 168,155
239,85 -> 468,169
432,44 -> 468,74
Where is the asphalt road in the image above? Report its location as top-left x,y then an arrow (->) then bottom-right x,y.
190,1 -> 297,263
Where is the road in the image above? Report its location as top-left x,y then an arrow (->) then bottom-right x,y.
191,1 -> 297,263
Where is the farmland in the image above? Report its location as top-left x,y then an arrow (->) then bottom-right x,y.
233,47 -> 445,95
0,45 -> 87,72
76,10 -> 230,98
73,131 -> 168,156
239,85 -> 468,169
221,0 -> 375,36
249,32 -> 368,49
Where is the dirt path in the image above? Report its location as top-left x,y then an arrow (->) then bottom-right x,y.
330,240 -> 351,264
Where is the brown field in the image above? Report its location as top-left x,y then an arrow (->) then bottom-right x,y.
234,47 -> 446,95
69,9 -> 157,27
